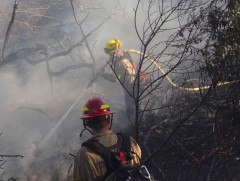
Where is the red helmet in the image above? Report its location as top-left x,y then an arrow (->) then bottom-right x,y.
81,97 -> 113,119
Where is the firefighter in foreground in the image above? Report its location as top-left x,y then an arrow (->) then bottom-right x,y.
103,39 -> 139,119
72,96 -> 146,181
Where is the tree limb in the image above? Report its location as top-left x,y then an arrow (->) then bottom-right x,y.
1,0 -> 18,63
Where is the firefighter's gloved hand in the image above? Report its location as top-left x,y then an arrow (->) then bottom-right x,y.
101,73 -> 116,82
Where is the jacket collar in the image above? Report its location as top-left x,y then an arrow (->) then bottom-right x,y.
91,130 -> 113,139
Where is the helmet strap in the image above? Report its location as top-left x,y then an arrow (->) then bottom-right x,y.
109,114 -> 113,129
79,121 -> 93,137
80,115 -> 113,137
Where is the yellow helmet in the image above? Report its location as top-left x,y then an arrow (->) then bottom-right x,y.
104,39 -> 122,54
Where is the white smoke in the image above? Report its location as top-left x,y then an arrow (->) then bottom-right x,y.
0,0 -> 144,179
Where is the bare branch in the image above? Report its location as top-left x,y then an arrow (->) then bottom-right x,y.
1,0 -> 18,63
0,155 -> 24,159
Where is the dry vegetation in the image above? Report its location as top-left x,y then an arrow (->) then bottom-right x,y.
0,0 -> 239,180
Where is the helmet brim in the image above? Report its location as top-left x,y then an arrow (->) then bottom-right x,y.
80,111 -> 114,119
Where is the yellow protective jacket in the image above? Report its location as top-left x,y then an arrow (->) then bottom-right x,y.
72,130 -> 141,181
109,50 -> 136,85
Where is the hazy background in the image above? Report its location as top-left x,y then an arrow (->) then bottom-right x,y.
0,0 -> 234,180
0,0 -> 149,179
0,0 -> 189,179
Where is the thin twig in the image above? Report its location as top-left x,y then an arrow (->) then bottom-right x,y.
0,155 -> 24,159
70,0 -> 99,94
143,86 -> 212,164
1,0 -> 18,63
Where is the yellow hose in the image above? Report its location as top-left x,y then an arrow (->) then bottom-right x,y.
125,49 -> 235,92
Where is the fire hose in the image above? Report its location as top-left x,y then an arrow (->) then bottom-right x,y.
39,49 -> 237,148
125,49 -> 235,92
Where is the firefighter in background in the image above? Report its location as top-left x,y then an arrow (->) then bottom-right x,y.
103,39 -> 141,120
104,39 -> 136,86
72,96 -> 141,181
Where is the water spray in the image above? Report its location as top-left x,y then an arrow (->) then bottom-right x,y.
39,63 -> 108,148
